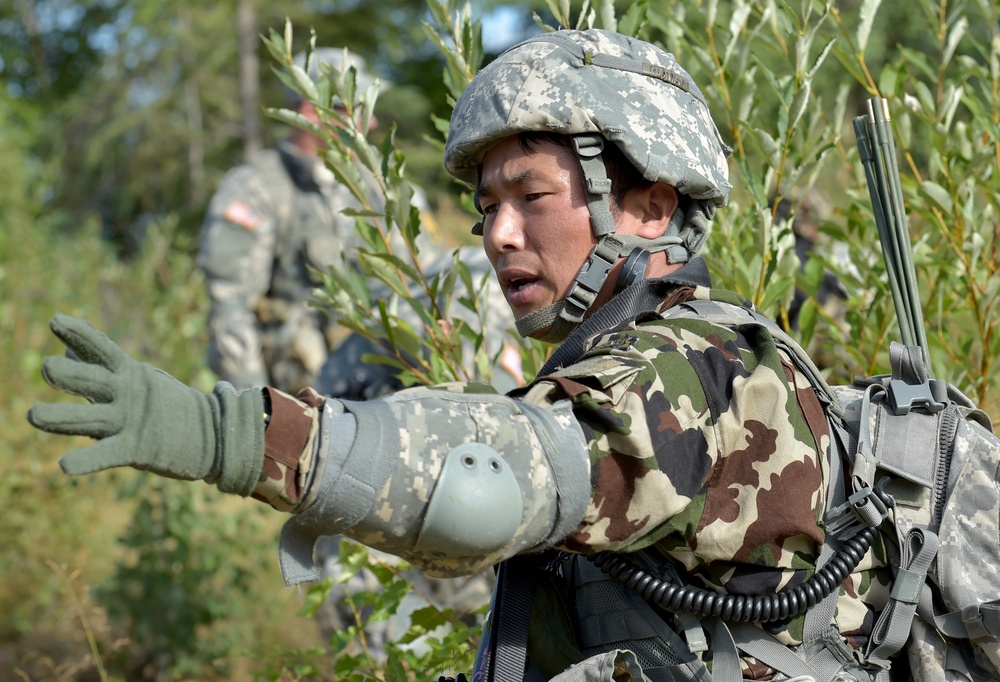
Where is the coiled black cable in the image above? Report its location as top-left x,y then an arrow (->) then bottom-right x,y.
588,526 -> 876,623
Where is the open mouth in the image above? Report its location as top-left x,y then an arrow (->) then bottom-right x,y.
509,277 -> 538,292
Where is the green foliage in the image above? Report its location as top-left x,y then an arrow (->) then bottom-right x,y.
259,541 -> 483,681
94,479 -> 268,678
0,162 -> 307,678
264,17 -> 551,387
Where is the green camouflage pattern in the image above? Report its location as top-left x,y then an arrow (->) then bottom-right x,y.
530,284 -> 889,651
283,283 -> 891,664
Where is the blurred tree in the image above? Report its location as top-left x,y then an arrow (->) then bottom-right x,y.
0,0 -> 514,256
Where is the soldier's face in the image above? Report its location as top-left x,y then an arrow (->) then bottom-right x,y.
478,136 -> 598,321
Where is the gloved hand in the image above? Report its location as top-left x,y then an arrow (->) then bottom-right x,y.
27,313 -> 265,495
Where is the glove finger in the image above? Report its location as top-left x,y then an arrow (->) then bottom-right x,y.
27,401 -> 122,439
48,313 -> 129,373
59,437 -> 131,476
40,355 -> 116,403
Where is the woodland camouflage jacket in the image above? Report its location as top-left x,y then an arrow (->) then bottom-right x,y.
257,261 -> 889,671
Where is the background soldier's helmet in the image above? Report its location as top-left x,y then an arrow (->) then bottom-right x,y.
286,47 -> 384,107
444,28 -> 732,261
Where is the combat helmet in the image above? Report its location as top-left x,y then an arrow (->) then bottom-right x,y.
444,29 -> 732,341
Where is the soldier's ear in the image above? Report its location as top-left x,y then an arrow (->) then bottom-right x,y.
619,183 -> 679,240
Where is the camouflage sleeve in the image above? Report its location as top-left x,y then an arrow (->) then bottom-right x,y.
272,306 -> 827,596
276,385 -> 591,582
197,163 -> 279,388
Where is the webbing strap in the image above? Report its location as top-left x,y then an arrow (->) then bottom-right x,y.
485,555 -> 538,682
701,619 -> 743,682
866,527 -> 939,668
572,135 -> 617,239
728,623 -> 821,681
918,590 -> 1000,641
802,422 -> 848,642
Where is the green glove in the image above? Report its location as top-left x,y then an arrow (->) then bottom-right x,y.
27,313 -> 265,495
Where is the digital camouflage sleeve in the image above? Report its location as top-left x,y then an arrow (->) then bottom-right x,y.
197,149 -> 290,388
257,284 -> 890,653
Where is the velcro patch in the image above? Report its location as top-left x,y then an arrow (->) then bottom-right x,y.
223,200 -> 262,231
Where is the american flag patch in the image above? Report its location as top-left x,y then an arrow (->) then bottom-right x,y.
222,200 -> 262,231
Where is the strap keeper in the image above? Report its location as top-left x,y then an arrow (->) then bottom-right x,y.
572,134 -> 605,158
889,567 -> 923,604
963,604 -> 1000,639
587,177 -> 613,194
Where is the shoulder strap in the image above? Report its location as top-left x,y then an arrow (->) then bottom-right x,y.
660,298 -> 838,404
474,555 -> 540,682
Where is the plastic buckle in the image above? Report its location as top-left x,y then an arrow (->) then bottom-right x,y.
827,481 -> 889,541
561,243 -> 618,323
887,378 -> 944,416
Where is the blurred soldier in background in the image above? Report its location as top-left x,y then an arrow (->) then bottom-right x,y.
197,47 -> 388,395
774,195 -> 848,334
773,195 -> 851,373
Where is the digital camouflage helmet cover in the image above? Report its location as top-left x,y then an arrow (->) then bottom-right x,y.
444,29 -> 732,341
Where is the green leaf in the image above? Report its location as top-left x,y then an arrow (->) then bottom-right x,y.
943,16 -> 968,67
919,181 -> 954,214
384,650 -> 409,682
856,0 -> 883,54
788,82 -> 811,135
297,579 -> 334,618
265,107 -> 324,138
290,63 -> 320,103
807,36 -> 837,80
617,0 -> 648,36
760,276 -> 796,311
753,127 -> 783,170
797,296 -> 819,347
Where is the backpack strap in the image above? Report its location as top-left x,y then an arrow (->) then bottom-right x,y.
474,555 -> 538,681
918,589 -> 1000,641
865,527 -> 939,669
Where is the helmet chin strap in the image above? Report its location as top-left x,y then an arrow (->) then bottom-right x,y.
515,134 -> 688,342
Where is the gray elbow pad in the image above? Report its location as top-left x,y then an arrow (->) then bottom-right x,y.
277,390 -> 591,583
414,443 -> 523,558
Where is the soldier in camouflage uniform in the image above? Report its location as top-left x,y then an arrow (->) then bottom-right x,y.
197,48 -> 389,394
30,29 -> 892,681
